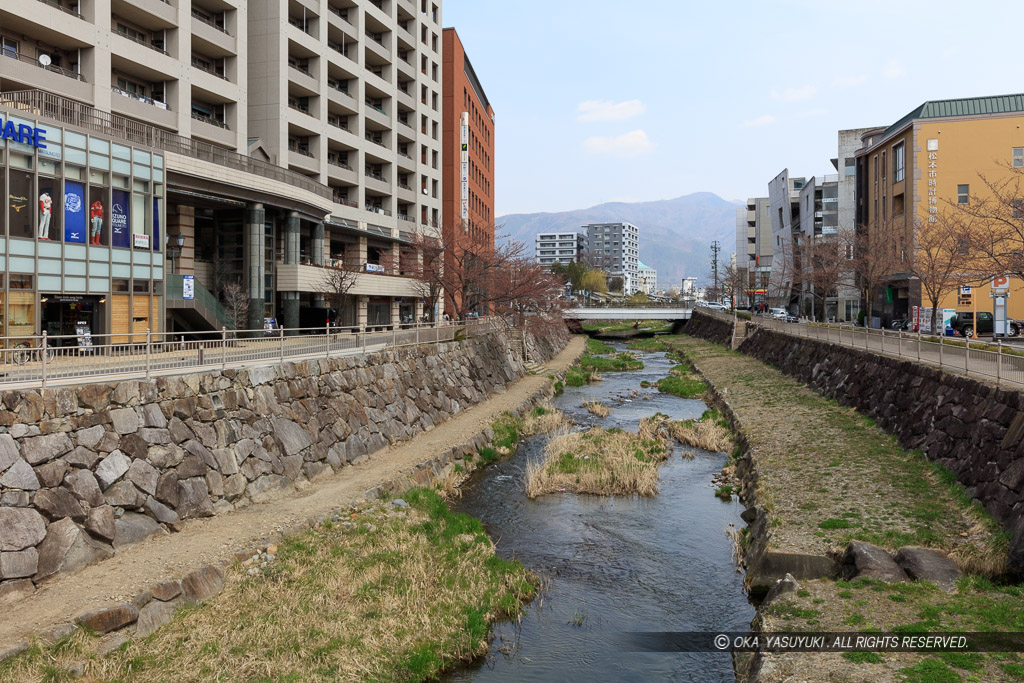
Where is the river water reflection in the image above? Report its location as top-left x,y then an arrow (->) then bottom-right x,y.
447,343 -> 755,682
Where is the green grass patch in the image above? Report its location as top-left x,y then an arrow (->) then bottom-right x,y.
585,338 -> 616,354
842,651 -> 883,664
579,352 -> 644,373
655,374 -> 706,398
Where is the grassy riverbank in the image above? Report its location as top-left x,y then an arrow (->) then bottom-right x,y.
672,335 -> 1019,681
525,427 -> 670,497
0,490 -> 535,683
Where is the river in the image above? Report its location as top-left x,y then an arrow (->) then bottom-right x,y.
447,342 -> 755,682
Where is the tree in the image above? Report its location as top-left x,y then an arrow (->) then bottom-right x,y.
316,255 -> 361,326
220,280 -> 249,334
911,211 -> 973,332
579,269 -> 608,303
853,216 -> 907,324
768,234 -> 801,309
953,165 -> 1024,282
803,227 -> 856,322
410,233 -> 445,322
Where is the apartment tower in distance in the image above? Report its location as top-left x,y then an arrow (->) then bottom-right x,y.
583,222 -> 640,295
0,0 -> 445,342
535,232 -> 586,266
442,26 -> 493,314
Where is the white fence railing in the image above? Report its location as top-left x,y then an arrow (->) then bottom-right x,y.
0,319 -> 495,389
749,317 -> 1024,388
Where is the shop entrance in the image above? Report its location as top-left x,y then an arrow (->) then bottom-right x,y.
41,295 -> 103,347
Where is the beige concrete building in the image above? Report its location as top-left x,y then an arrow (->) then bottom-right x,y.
0,0 -> 444,340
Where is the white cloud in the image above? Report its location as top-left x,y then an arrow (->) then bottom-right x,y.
742,115 -> 776,128
797,108 -> 828,119
771,85 -> 816,102
882,59 -> 906,79
832,74 -> 868,88
583,129 -> 654,156
576,99 -> 646,122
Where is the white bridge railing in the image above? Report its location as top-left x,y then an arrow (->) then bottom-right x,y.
0,319 -> 494,389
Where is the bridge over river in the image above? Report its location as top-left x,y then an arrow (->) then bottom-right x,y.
562,302 -> 694,321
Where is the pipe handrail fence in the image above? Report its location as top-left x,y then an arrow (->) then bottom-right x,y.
745,315 -> 1024,389
0,318 -> 494,389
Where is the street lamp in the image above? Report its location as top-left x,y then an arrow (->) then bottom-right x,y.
167,233 -> 185,274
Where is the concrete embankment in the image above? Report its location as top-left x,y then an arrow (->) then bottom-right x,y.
0,325 -> 568,602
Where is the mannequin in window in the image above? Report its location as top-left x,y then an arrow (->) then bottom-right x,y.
38,192 -> 52,239
90,200 -> 104,244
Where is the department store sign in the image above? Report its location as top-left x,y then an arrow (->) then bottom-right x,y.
0,117 -> 48,149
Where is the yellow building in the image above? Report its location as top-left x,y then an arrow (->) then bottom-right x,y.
854,94 -> 1024,326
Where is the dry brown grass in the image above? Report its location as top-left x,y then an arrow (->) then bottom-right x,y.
525,427 -> 669,498
638,413 -> 733,456
520,403 -> 568,437
582,401 -> 610,418
0,490 -> 535,683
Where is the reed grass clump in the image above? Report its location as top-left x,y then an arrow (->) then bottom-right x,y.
525,427 -> 669,498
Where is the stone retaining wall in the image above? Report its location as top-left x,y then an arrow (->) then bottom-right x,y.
0,326 -> 568,601
740,327 -> 1024,570
684,310 -> 734,346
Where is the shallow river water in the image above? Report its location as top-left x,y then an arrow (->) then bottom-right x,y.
447,343 -> 755,682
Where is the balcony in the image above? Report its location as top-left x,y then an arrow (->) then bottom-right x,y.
288,63 -> 319,95
327,159 -> 358,184
364,102 -> 390,128
0,52 -> 92,101
113,26 -> 168,55
192,16 -> 237,57
191,112 -> 234,146
112,0 -> 178,31
364,132 -> 390,153
364,33 -> 391,62
111,87 -> 176,129
364,171 -> 390,194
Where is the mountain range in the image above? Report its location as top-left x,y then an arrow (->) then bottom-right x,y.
497,192 -> 741,290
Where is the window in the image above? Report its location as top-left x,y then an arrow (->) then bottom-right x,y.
893,142 -> 905,182
881,151 -> 886,181
1,36 -> 18,59
1014,148 -> 1023,168
958,184 -> 970,204
1014,199 -> 1024,221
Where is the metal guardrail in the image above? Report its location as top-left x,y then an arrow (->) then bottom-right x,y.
0,319 -> 494,389
749,317 -> 1024,388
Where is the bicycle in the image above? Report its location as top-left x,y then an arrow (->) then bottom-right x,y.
11,341 -> 56,366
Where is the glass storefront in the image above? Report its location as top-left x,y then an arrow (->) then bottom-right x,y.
0,111 -> 165,341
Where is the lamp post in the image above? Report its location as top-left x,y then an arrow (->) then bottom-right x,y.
167,233 -> 185,274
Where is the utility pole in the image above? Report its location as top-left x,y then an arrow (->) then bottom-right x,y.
711,241 -> 721,303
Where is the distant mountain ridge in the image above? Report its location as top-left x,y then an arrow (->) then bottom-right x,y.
497,193 -> 741,289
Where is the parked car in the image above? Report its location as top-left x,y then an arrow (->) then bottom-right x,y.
949,311 -> 1021,338
704,302 -> 728,311
769,307 -> 788,321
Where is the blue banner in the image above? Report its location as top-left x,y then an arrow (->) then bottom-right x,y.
111,189 -> 130,249
153,197 -> 160,251
63,180 -> 86,243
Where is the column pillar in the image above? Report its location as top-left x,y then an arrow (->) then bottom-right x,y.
311,221 -> 324,266
281,211 -> 301,334
357,296 -> 368,329
284,211 -> 300,265
244,203 -> 265,333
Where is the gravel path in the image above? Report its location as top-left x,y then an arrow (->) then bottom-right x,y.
0,336 -> 585,651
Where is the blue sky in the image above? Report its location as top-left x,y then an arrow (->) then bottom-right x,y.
442,0 -> 1024,217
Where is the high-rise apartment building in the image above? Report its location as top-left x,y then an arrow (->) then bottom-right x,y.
534,232 -> 585,266
583,222 -> 639,294
441,26 -> 493,314
0,0 -> 445,340
736,197 -> 772,307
